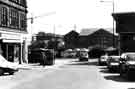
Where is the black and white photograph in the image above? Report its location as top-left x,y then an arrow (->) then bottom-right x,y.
0,0 -> 135,89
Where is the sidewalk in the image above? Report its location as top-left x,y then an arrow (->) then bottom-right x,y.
18,59 -> 74,70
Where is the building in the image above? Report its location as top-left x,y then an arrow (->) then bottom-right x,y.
63,29 -> 118,49
63,30 -> 79,49
87,29 -> 118,49
0,0 -> 28,64
78,29 -> 118,49
112,12 -> 135,54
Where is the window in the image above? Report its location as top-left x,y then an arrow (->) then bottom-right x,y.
0,7 -> 8,26
9,0 -> 19,4
9,8 -> 19,28
20,13 -> 26,30
20,0 -> 27,7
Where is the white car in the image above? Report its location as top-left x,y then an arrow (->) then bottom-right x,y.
0,54 -> 18,75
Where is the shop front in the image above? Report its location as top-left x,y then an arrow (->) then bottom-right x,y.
0,32 -> 28,64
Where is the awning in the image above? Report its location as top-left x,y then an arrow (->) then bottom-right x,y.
3,39 -> 22,43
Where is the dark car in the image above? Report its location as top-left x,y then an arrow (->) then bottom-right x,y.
0,67 -> 17,75
119,52 -> 135,80
98,55 -> 108,65
29,48 -> 55,66
79,49 -> 89,61
107,56 -> 120,72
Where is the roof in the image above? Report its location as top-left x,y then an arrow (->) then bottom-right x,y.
79,28 -> 98,36
112,12 -> 135,33
79,28 -> 114,36
112,12 -> 135,22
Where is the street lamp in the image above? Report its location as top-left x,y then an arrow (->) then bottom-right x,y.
100,0 -> 115,48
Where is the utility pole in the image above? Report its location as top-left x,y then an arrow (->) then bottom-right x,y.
100,0 -> 115,48
27,11 -> 56,42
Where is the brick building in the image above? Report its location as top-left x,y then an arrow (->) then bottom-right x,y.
112,12 -> 135,54
0,0 -> 28,63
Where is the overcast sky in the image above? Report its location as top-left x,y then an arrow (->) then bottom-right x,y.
27,0 -> 135,35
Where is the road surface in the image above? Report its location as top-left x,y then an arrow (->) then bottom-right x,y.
0,58 -> 134,89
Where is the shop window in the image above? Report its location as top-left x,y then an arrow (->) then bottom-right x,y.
0,7 -> 8,26
14,45 -> 20,63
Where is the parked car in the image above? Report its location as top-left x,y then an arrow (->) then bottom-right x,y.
119,52 -> 135,80
107,55 -> 120,72
63,49 -> 77,58
78,49 -> 89,61
98,54 -> 109,65
0,54 -> 18,75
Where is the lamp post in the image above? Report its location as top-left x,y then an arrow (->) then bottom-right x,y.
100,0 -> 115,48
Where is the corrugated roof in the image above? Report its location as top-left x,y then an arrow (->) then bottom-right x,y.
79,28 -> 114,36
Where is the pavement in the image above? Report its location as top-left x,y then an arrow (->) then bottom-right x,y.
17,58 -> 76,70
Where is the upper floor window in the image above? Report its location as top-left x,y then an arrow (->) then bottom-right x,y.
0,7 -> 8,26
9,0 -> 19,4
20,13 -> 27,31
9,8 -> 19,28
20,0 -> 27,7
9,0 -> 27,7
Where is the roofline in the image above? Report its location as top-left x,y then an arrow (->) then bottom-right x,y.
112,12 -> 135,16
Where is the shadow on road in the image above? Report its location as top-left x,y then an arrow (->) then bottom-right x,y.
100,68 -> 119,74
104,75 -> 135,82
99,66 -> 135,82
100,68 -> 135,82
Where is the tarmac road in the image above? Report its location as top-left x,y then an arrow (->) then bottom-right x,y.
0,58 -> 135,89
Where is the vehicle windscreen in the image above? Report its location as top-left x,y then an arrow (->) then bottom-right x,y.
126,54 -> 135,61
111,57 -> 119,62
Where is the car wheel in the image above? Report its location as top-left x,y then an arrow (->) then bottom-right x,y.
98,62 -> 101,66
126,71 -> 130,80
9,71 -> 14,75
0,69 -> 4,76
119,68 -> 123,77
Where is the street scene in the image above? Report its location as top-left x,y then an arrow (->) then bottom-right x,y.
0,0 -> 135,89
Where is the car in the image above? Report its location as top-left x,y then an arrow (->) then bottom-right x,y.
107,55 -> 120,72
98,54 -> 109,65
78,49 -> 89,61
119,52 -> 135,80
0,54 -> 18,75
63,49 -> 77,58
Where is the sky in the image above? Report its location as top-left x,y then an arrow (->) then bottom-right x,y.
27,0 -> 135,35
